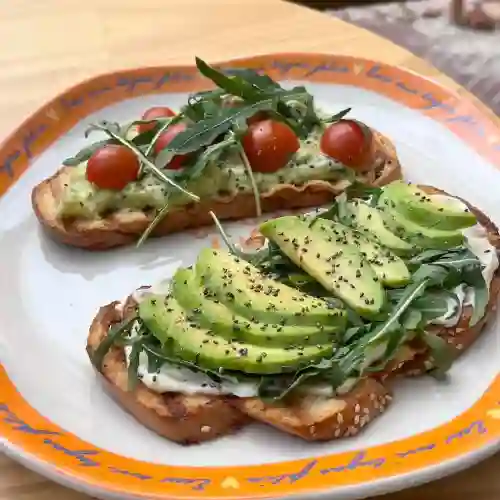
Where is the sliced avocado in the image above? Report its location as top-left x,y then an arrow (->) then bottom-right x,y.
311,219 -> 410,288
196,248 -> 345,327
260,216 -> 385,319
172,267 -> 343,346
379,203 -> 464,250
138,294 -> 334,374
349,201 -> 415,255
379,181 -> 476,230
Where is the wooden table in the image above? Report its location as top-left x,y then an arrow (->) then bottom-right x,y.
1,0 -> 499,499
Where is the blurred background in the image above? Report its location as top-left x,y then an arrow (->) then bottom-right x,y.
293,0 -> 500,114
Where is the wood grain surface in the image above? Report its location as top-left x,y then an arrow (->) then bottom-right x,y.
1,0 -> 499,499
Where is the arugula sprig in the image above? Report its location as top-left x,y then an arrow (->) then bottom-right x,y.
194,57 -> 349,138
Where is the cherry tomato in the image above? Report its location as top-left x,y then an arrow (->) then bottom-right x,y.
153,122 -> 189,170
320,119 -> 372,170
247,111 -> 269,126
242,119 -> 300,173
138,106 -> 176,134
86,144 -> 140,190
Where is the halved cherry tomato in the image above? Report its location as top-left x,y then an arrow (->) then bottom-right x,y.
153,122 -> 189,170
138,106 -> 176,134
242,119 -> 300,173
320,119 -> 372,170
86,144 -> 140,190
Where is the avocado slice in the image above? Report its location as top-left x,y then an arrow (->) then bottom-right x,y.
379,202 -> 464,250
172,267 -> 343,347
196,249 -> 345,327
349,201 -> 415,255
260,216 -> 385,319
379,181 -> 476,230
310,219 -> 410,288
138,294 -> 335,374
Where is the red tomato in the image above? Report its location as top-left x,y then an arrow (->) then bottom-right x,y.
242,119 -> 300,173
247,111 -> 269,126
138,106 -> 176,134
320,119 -> 372,170
86,144 -> 140,190
153,122 -> 189,170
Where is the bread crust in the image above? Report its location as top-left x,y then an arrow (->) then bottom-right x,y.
33,130 -> 401,250
86,295 -> 248,445
232,378 -> 392,441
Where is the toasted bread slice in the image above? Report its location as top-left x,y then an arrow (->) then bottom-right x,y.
231,378 -> 392,441
33,130 -> 401,250
86,295 -> 248,444
388,186 -> 500,378
87,291 -> 393,443
86,185 -> 498,444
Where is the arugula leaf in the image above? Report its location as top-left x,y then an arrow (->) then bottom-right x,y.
256,356 -> 344,401
411,264 -> 449,287
401,308 -> 423,330
180,136 -> 237,181
223,68 -> 280,91
414,291 -> 459,323
462,267 -> 488,325
421,331 -> 454,379
308,192 -> 351,228
196,57 -> 264,102
336,192 -> 351,225
92,316 -> 138,370
409,249 -> 457,267
370,278 -> 430,345
208,211 -> 239,255
183,92 -> 225,122
155,99 -> 276,165
308,205 -> 337,228
63,117 -> 177,167
323,107 -> 352,123
136,195 -> 171,248
345,182 -> 382,203
62,139 -> 112,166
342,324 -> 372,344
279,358 -> 344,400
127,340 -> 143,391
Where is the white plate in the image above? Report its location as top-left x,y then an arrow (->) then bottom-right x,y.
1,54 -> 500,500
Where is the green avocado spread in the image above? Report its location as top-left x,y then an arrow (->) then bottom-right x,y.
58,128 -> 349,219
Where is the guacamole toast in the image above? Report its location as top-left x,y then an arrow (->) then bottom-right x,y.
87,182 -> 499,444
33,58 -> 402,250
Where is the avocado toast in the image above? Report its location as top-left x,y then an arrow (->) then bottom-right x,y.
33,57 -> 401,250
87,181 -> 500,444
